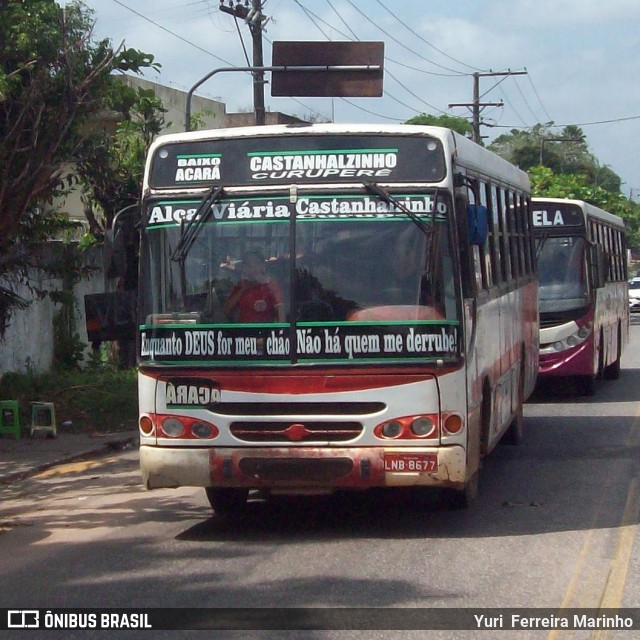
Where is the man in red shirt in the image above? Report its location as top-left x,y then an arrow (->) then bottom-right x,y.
223,252 -> 285,323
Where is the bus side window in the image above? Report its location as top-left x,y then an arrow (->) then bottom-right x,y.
456,194 -> 477,297
479,181 -> 494,289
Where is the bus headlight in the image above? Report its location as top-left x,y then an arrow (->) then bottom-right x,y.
577,326 -> 590,339
375,414 -> 440,440
191,421 -> 215,439
161,417 -> 185,437
411,416 -> 436,437
381,420 -> 403,438
543,322 -> 593,355
152,414 -> 220,439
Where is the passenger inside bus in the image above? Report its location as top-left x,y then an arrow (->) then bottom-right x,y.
222,251 -> 286,323
200,255 -> 234,322
348,230 -> 445,321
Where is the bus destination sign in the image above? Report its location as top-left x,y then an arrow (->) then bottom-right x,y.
531,203 -> 584,228
149,135 -> 445,188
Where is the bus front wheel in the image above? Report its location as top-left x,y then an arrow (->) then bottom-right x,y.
205,487 -> 249,515
603,327 -> 622,380
440,472 -> 479,510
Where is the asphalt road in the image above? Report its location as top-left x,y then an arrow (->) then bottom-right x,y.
1,320 -> 640,639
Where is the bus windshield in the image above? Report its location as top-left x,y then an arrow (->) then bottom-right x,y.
138,190 -> 460,365
536,235 -> 589,313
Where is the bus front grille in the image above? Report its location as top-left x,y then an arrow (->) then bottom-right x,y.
230,421 -> 363,443
212,402 -> 385,416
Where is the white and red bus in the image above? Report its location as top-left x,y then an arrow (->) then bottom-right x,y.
532,197 -> 628,395
137,123 -> 538,512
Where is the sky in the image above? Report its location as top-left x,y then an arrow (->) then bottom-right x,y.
67,0 -> 640,198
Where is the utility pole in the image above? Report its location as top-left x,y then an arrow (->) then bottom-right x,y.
449,70 -> 527,143
219,1 -> 268,125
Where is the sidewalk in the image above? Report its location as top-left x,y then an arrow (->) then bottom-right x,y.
0,429 -> 139,485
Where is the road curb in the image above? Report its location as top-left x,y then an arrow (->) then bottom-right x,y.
0,435 -> 138,486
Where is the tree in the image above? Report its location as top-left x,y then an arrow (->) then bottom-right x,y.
488,123 -> 621,192
0,0 -> 157,335
74,82 -> 168,236
488,123 -> 640,248
530,166 -> 640,251
405,113 -> 473,137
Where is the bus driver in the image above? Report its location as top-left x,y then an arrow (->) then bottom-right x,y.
223,251 -> 286,323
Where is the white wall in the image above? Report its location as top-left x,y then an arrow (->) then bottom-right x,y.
0,246 -> 105,377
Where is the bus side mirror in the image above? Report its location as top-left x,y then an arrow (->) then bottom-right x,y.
467,204 -> 488,246
590,244 -> 606,289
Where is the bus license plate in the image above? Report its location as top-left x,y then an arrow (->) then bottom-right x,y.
384,453 -> 438,473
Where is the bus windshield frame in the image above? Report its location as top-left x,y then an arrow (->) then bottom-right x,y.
138,187 -> 461,367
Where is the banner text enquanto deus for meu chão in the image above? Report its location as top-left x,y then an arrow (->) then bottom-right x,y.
140,323 -> 459,363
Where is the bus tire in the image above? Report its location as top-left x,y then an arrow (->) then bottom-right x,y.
479,382 -> 492,456
205,487 -> 249,515
440,471 -> 478,510
502,360 -> 525,445
603,353 -> 621,380
603,326 -> 622,380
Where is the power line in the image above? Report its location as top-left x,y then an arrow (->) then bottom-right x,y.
342,0 -> 468,76
525,70 -> 553,123
489,114 -> 640,129
291,0 -> 336,39
290,0 -> 448,115
494,83 -> 532,129
296,0 -> 463,77
511,76 -> 540,125
109,0 -> 235,66
340,97 -> 405,121
326,0 -> 359,40
373,0 -> 484,73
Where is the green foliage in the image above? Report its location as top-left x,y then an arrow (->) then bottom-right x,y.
0,368 -> 138,433
52,306 -> 86,370
530,166 -> 640,250
0,0 -> 158,335
489,123 -> 621,192
189,108 -> 216,132
74,84 -> 168,232
405,113 -> 473,137
487,122 -> 639,249
48,241 -> 92,370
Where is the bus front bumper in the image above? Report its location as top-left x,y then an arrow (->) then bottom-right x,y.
538,339 -> 592,377
140,444 -> 467,493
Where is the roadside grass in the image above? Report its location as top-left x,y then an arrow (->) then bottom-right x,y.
0,368 -> 137,435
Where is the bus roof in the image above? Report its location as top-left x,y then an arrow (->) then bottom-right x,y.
532,197 -> 625,228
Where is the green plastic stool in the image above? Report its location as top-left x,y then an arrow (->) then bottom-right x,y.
0,400 -> 21,439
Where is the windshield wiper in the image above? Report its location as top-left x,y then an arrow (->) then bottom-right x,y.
535,230 -> 549,261
364,182 -> 433,236
170,185 -> 224,262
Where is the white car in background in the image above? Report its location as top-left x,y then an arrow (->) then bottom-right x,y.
629,277 -> 640,312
